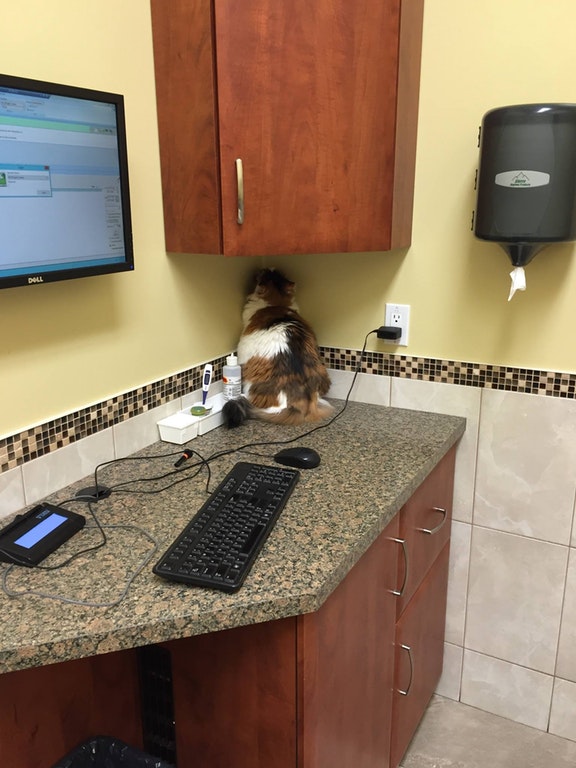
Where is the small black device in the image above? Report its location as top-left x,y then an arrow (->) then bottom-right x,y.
0,503 -> 86,566
274,446 -> 321,469
153,461 -> 299,592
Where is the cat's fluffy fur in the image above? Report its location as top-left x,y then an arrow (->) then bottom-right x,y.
222,268 -> 333,428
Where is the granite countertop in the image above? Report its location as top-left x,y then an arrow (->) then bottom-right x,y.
0,401 -> 465,674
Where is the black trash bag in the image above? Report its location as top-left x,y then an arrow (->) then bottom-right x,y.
51,736 -> 174,768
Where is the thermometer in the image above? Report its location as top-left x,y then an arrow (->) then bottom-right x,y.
202,364 -> 213,405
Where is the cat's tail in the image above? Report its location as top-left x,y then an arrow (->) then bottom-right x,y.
222,396 -> 253,428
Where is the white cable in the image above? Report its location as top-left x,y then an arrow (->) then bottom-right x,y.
1,524 -> 159,608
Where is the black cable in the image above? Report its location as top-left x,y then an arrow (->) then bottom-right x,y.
0,328 -> 377,604
203,328 -> 379,463
70,329 -> 378,497
34,498 -> 108,571
1,495 -> 160,606
81,447 -> 212,499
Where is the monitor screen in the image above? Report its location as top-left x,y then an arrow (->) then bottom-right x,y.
0,73 -> 134,289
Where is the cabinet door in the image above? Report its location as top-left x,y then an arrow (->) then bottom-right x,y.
165,618 -> 297,768
151,0 -> 424,257
151,0 -> 223,254
0,650 -> 142,768
396,446 -> 456,617
390,542 -> 450,768
297,515 -> 400,768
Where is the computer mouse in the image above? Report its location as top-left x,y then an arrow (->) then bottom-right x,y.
273,447 -> 321,469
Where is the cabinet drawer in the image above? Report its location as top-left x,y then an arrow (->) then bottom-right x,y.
395,446 -> 455,616
396,447 -> 456,616
390,542 -> 450,768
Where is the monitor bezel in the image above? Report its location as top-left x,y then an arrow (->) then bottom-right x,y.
0,73 -> 134,290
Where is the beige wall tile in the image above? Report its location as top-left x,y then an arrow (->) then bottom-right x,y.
475,390 -> 576,545
461,649 -> 554,731
465,527 -> 567,674
550,678 -> 576,742
436,642 -> 463,701
445,520 -> 471,646
0,466 -> 25,519
328,369 -> 391,405
113,399 -> 183,459
390,379 -> 480,524
556,548 -> 576,683
22,428 -> 115,507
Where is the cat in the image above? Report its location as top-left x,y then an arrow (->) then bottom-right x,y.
222,268 -> 333,428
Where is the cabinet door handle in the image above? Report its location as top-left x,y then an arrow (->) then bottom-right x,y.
397,644 -> 414,696
235,158 -> 244,224
417,506 -> 447,536
389,537 -> 409,596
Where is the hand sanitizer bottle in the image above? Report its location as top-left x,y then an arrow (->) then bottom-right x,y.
222,354 -> 242,401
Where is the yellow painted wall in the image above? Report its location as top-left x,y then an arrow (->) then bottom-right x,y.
282,0 -> 576,371
2,0 -> 576,437
0,1 -> 259,435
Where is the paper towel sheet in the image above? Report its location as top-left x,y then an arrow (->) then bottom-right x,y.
508,266 -> 526,301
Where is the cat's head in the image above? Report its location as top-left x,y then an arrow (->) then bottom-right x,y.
249,268 -> 296,307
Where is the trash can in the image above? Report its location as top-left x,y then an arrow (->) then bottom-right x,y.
50,736 -> 175,768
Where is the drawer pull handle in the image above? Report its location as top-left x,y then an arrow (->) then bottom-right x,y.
398,644 -> 414,696
235,158 -> 244,224
389,537 -> 409,596
417,506 -> 447,536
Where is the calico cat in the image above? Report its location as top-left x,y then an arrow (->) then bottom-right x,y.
222,268 -> 333,428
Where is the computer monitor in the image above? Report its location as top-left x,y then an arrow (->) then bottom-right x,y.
0,73 -> 134,289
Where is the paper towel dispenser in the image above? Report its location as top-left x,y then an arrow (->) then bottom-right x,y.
474,103 -> 576,267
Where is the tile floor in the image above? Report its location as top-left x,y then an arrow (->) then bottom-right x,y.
401,696 -> 576,768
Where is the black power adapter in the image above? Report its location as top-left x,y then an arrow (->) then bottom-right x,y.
376,325 -> 402,341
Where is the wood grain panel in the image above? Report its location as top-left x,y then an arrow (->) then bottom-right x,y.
297,515 -> 400,768
165,618 -> 297,768
0,650 -> 141,768
390,542 -> 450,768
391,0 -> 425,247
396,446 -> 456,617
215,0 -> 401,255
151,0 -> 423,256
151,0 -> 223,254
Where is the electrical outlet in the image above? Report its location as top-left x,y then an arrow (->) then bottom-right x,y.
385,303 -> 410,346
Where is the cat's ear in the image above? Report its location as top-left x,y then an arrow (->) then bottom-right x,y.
249,269 -> 266,295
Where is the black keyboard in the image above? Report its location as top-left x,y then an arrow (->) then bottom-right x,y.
153,462 -> 300,592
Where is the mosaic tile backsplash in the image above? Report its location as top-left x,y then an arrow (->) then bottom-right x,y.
2,348 -> 576,474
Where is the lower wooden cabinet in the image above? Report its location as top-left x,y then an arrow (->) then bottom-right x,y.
166,514 -> 400,768
390,542 -> 450,767
0,447 -> 456,768
389,445 -> 456,767
164,447 -> 456,767
297,514 -> 399,768
0,650 -> 142,768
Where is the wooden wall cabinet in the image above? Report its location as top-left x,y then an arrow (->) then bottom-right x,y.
150,0 -> 424,256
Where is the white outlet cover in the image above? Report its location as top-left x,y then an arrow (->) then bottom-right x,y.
384,303 -> 410,346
